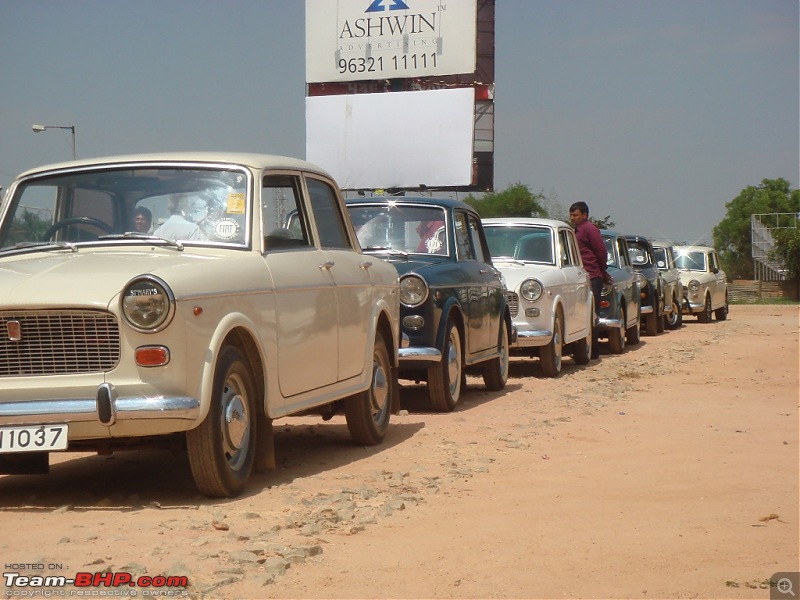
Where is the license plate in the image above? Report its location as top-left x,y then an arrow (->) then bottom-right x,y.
0,424 -> 68,453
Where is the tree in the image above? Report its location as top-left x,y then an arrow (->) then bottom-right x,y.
464,183 -> 547,218
770,227 -> 800,282
589,215 -> 616,230
713,178 -> 800,280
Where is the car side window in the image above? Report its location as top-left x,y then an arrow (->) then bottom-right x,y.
617,238 -> 631,266
453,211 -> 475,260
466,214 -> 489,263
262,174 -> 311,251
558,230 -> 572,266
306,177 -> 352,250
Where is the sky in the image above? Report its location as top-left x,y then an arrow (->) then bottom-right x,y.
1,0 -> 797,246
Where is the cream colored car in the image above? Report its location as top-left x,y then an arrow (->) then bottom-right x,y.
672,245 -> 729,322
0,153 -> 400,497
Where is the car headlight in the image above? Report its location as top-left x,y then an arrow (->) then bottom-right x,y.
601,283 -> 612,296
520,278 -> 543,302
121,275 -> 175,332
399,274 -> 428,307
636,272 -> 647,289
688,279 -> 700,292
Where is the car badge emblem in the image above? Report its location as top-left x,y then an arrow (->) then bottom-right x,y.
7,320 -> 22,341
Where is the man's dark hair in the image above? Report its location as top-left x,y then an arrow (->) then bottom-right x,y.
569,201 -> 589,215
134,206 -> 152,220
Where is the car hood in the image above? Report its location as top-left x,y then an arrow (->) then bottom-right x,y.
492,260 -> 558,288
0,248 -> 254,308
373,255 -> 451,277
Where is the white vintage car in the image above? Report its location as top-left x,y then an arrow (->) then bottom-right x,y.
483,218 -> 593,377
672,245 -> 729,322
0,153 -> 400,497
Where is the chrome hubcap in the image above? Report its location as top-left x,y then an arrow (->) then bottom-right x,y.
371,361 -> 389,416
221,378 -> 250,470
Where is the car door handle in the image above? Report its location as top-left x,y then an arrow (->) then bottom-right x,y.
360,261 -> 373,270
479,269 -> 489,274
319,261 -> 335,270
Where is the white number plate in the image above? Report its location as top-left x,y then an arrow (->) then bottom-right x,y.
0,424 -> 68,453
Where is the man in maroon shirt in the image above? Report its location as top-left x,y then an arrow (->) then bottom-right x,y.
569,201 -> 611,360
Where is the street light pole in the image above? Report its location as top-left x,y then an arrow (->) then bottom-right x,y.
32,124 -> 77,160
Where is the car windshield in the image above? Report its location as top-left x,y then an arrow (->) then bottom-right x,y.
673,250 -> 706,271
627,241 -> 652,267
602,236 -> 620,268
653,247 -> 668,269
348,203 -> 448,255
0,166 -> 249,251
483,225 -> 554,264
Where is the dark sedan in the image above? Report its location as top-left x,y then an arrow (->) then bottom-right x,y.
598,230 -> 641,353
347,197 -> 513,412
625,235 -> 665,336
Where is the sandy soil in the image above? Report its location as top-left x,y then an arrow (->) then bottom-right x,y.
1,304 -> 797,600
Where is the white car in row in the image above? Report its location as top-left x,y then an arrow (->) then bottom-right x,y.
672,245 -> 729,322
483,218 -> 593,377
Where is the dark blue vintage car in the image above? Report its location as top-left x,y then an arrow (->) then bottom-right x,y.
625,235 -> 665,336
598,230 -> 641,353
346,197 -> 513,412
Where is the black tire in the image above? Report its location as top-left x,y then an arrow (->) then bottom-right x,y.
187,346 -> 257,498
345,332 -> 393,446
714,295 -> 729,321
428,317 -> 463,412
666,295 -> 682,330
572,331 -> 592,366
626,310 -> 641,345
656,297 -> 665,333
698,294 -> 712,323
607,325 -> 625,354
540,311 -> 564,377
483,322 -> 509,391
644,310 -> 659,336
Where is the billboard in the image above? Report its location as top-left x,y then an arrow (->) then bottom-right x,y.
306,88 -> 475,189
306,0 -> 478,83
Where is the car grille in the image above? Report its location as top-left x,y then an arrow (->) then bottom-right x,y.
0,310 -> 120,376
506,292 -> 519,318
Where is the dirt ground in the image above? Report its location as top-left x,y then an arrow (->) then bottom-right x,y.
1,304 -> 797,600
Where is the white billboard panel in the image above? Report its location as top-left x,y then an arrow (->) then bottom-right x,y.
306,88 -> 475,189
306,0 -> 477,83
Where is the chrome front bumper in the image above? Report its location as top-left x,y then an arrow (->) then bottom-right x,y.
0,389 -> 199,427
398,347 -> 442,363
513,328 -> 552,347
597,317 -> 623,330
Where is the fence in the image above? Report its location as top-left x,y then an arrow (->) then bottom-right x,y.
730,280 -> 799,302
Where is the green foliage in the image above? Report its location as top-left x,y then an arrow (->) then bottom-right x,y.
5,209 -> 51,245
464,183 -> 548,218
770,227 -> 800,281
713,178 -> 800,279
590,215 -> 616,229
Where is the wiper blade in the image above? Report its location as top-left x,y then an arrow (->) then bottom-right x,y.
98,232 -> 184,250
0,241 -> 78,254
364,246 -> 408,257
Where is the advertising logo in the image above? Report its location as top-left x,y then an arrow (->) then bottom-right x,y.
366,0 -> 410,12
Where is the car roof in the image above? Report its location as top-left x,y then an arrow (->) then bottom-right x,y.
481,217 -> 571,229
599,229 -> 622,237
624,234 -> 654,244
345,195 -> 476,212
14,152 -> 332,180
673,245 -> 716,252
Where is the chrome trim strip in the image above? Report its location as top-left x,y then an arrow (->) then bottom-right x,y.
0,395 -> 199,425
597,318 -> 623,329
398,347 -> 442,362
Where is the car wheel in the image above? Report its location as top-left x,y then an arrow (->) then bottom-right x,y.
572,330 -> 592,365
714,295 -> 729,321
345,331 -> 393,446
626,310 -> 641,345
187,346 -> 256,498
656,298 -> 665,333
666,295 -> 682,330
698,294 -> 712,322
607,323 -> 625,354
540,311 -> 563,377
482,322 -> 509,391
644,310 -> 659,336
428,317 -> 463,412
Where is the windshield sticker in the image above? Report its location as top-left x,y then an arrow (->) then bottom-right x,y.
226,193 -> 246,214
214,218 -> 240,240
